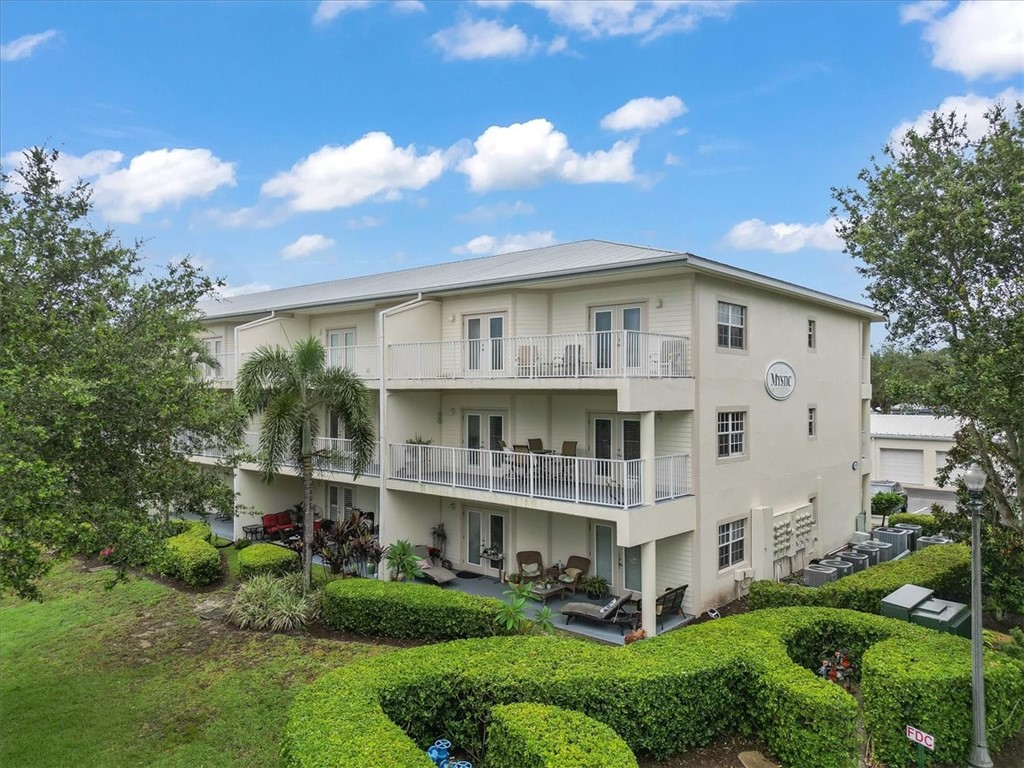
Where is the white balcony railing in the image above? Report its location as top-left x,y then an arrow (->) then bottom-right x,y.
241,433 -> 380,477
200,352 -> 236,384
654,454 -> 691,500
326,345 -> 379,380
389,331 -> 690,381
174,433 -> 234,459
387,443 -> 646,509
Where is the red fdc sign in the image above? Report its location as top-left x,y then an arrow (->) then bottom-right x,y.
906,725 -> 935,750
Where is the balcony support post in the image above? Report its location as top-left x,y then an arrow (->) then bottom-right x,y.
641,411 -> 656,506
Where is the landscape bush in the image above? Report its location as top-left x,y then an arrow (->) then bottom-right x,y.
888,512 -> 940,535
237,543 -> 299,580
164,517 -> 211,540
321,578 -> 511,641
159,532 -> 221,586
228,573 -> 319,631
281,607 -> 1024,768
486,703 -> 639,768
748,543 -> 970,613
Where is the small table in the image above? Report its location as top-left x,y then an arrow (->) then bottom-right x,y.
616,605 -> 640,633
480,553 -> 505,582
242,524 -> 263,541
529,582 -> 566,604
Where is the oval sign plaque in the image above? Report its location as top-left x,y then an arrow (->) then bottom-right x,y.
765,361 -> 796,400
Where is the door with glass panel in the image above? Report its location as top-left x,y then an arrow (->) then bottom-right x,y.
203,338 -> 222,378
466,412 -> 504,468
593,415 -> 641,471
465,314 -> 506,376
593,523 -> 615,588
326,329 -> 356,370
466,508 -> 507,576
592,305 -> 643,374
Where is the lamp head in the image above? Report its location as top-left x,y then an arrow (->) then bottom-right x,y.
964,463 -> 987,492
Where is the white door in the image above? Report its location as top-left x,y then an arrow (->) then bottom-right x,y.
466,508 -> 507,576
592,305 -> 643,374
327,329 -> 356,369
879,448 -> 923,484
623,545 -> 642,595
465,314 -> 506,376
203,338 -> 222,377
466,412 -> 505,467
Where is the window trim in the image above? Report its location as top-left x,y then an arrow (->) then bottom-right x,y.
717,517 -> 747,571
715,299 -> 748,354
807,405 -> 817,440
807,317 -> 817,351
716,408 -> 749,463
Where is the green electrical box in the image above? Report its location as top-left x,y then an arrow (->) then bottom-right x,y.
910,598 -> 971,638
881,584 -> 934,622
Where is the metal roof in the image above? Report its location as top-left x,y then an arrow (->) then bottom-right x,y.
871,414 -> 960,440
199,239 -> 881,321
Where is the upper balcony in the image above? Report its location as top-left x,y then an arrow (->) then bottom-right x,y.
238,433 -> 381,479
326,345 -> 379,382
388,331 -> 691,390
199,352 -> 236,387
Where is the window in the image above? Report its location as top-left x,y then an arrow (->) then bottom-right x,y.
718,519 -> 746,569
717,411 -> 745,458
717,302 -> 746,349
327,484 -> 354,521
807,319 -> 816,349
808,407 -> 817,437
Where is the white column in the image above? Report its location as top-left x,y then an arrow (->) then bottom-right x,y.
640,539 -> 657,635
641,410 -> 656,505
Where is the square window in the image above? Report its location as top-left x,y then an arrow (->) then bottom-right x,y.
718,519 -> 746,569
717,302 -> 746,350
717,411 -> 746,458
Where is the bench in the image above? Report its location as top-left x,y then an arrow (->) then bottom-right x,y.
653,584 -> 688,630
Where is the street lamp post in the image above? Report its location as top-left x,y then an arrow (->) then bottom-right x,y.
964,463 -> 993,768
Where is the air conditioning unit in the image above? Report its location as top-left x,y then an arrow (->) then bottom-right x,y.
917,535 -> 954,549
803,563 -> 838,587
870,540 -> 895,562
820,558 -> 853,579
837,550 -> 870,572
733,567 -> 754,581
872,527 -> 911,557
893,522 -> 923,551
853,542 -> 882,566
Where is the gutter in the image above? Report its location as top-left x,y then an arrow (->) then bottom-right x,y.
233,311 -> 281,378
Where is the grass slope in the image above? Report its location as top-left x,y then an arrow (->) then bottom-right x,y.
0,559 -> 390,767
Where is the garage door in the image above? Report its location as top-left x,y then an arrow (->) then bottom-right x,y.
936,451 -> 965,487
879,448 -> 923,484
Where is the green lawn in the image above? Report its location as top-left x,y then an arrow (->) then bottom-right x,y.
0,558 -> 391,767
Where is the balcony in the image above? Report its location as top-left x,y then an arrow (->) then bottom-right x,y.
387,444 -> 692,509
240,433 -> 380,477
388,331 -> 690,383
199,352 -> 236,386
326,345 -> 379,380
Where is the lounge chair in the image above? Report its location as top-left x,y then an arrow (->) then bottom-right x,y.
647,584 -> 688,630
556,555 -> 590,595
561,591 -> 634,631
516,550 -> 544,582
412,545 -> 457,586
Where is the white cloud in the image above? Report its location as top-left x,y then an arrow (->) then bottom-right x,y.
89,148 -> 236,223
664,152 -> 684,166
601,96 -> 686,131
205,204 -> 286,230
458,118 -> 636,191
1,30 -> 58,61
902,1 -> 1024,80
262,132 -> 448,211
312,1 -> 372,26
432,19 -> 536,60
457,200 -> 536,222
889,87 -> 1024,146
346,214 -> 384,229
452,230 -> 557,255
281,234 -> 336,261
724,217 -> 844,253
211,282 -> 273,299
393,0 -> 426,11
2,148 -> 123,186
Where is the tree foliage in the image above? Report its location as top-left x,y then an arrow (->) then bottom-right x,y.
869,346 -> 949,413
833,102 -> 1024,528
0,148 -> 241,598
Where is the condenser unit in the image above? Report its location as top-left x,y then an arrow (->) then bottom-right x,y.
893,522 -> 923,551
853,542 -> 882,566
836,550 -> 869,572
872,527 -> 911,557
819,558 -> 853,579
803,564 -> 838,587
917,535 -> 954,549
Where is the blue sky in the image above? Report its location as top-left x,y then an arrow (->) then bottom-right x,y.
2,0 -> 1022,334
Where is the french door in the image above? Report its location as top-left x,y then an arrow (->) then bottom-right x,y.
465,314 -> 506,375
466,412 -> 505,467
592,305 -> 643,374
466,508 -> 507,576
593,416 -> 641,465
203,338 -> 222,377
326,328 -> 356,370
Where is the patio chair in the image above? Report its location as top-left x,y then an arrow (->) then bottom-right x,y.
559,440 -> 578,481
516,550 -> 544,582
651,584 -> 688,630
556,555 -> 590,595
527,438 -> 552,454
412,545 -> 457,586
561,591 -> 634,631
517,345 -> 539,378
262,511 -> 299,540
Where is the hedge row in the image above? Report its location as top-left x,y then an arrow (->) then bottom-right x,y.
166,518 -> 212,540
237,543 -> 299,580
281,607 -> 1024,768
321,578 -> 511,641
159,532 -> 221,586
888,512 -> 940,535
748,543 -> 970,613
486,703 -> 639,768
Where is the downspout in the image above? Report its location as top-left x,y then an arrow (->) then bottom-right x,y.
377,293 -> 425,562
233,311 -> 280,376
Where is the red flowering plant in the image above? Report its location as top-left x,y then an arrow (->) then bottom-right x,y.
99,547 -> 116,563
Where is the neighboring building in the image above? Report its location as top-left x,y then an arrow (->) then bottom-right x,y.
194,240 -> 880,631
871,414 -> 961,494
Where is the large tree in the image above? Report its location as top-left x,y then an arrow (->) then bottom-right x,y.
833,102 -> 1023,528
870,346 -> 950,413
0,148 -> 241,598
236,338 -> 375,590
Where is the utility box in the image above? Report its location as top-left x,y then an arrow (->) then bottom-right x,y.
836,550 -> 869,572
917,535 -> 954,549
881,584 -> 934,622
819,558 -> 853,579
803,564 -> 837,587
872,527 -> 911,557
893,522 -> 923,551
910,598 -> 971,638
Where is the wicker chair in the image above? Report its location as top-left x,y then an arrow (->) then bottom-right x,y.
515,550 -> 544,582
556,555 -> 590,594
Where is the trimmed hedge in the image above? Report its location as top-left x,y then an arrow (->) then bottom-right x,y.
166,518 -> 212,540
281,607 -> 1024,768
888,512 -> 940,535
237,543 -> 299,580
486,703 -> 639,768
160,532 -> 221,586
321,578 -> 511,641
748,543 -> 970,613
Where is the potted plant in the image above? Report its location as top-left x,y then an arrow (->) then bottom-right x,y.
383,539 -> 422,582
579,574 -> 609,599
430,521 -> 447,558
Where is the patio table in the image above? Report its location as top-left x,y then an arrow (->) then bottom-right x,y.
242,524 -> 263,541
528,582 -> 566,604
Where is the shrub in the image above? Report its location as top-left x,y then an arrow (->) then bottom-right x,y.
228,573 -> 319,631
238,543 -> 299,580
871,491 -> 905,522
321,578 -> 511,641
888,512 -> 940,535
63,521 -> 101,555
233,538 -> 251,550
164,518 -> 211,540
748,544 -> 970,613
281,608 -> 1024,768
159,532 -> 221,586
486,703 -> 639,768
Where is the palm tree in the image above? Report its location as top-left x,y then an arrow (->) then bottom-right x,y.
236,336 -> 375,590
